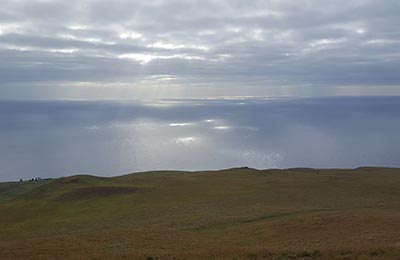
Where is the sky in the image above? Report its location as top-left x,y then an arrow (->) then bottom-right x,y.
1,0 -> 400,99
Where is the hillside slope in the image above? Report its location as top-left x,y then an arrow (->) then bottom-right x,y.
1,167 -> 400,259
0,179 -> 52,202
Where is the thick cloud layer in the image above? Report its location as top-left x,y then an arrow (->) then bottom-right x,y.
1,0 -> 400,98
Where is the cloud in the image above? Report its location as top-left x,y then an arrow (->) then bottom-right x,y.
0,0 -> 399,98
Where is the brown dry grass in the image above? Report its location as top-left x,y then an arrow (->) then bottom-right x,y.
1,167 -> 400,259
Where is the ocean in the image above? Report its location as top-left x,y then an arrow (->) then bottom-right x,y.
1,96 -> 399,181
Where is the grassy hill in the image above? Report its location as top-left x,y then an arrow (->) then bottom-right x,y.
1,167 -> 400,259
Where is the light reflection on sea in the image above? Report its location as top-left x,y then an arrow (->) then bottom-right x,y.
0,96 -> 399,181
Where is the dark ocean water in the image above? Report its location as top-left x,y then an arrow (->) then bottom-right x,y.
1,96 -> 399,181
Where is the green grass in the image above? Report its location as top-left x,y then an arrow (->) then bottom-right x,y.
0,179 -> 52,202
1,167 -> 400,259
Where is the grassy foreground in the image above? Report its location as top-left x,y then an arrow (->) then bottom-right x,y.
1,167 -> 400,259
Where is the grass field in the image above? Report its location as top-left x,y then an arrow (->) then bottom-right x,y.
1,167 -> 400,259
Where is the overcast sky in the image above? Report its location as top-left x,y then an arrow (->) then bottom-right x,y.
1,0 -> 400,99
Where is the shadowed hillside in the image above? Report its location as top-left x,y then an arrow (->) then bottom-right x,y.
1,167 -> 400,259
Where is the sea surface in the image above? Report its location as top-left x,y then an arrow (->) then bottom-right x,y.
1,96 -> 400,181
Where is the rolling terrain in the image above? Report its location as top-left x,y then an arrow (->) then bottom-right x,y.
1,167 -> 400,259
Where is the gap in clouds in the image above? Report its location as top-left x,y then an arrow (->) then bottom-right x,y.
0,0 -> 400,98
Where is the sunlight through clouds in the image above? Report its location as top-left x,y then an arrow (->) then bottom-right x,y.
0,0 -> 399,99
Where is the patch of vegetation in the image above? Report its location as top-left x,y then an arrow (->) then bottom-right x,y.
0,179 -> 51,202
0,167 -> 400,259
